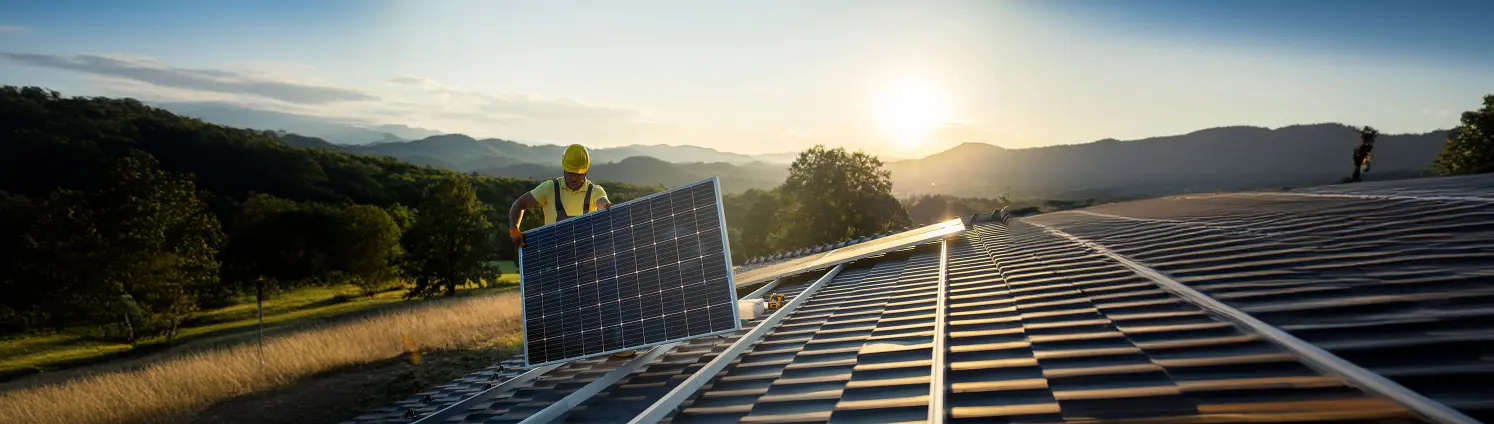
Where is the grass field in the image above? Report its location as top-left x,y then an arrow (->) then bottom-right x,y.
0,261 -> 522,381
0,287 -> 524,424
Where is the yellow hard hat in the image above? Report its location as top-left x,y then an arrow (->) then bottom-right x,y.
562,144 -> 590,174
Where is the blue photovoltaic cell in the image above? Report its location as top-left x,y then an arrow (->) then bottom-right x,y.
519,177 -> 739,367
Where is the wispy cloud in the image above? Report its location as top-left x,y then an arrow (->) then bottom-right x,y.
11,52 -> 689,147
2,53 -> 376,104
386,75 -> 643,121
0,25 -> 25,34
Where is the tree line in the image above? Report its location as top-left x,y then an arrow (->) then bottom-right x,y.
0,86 -> 657,342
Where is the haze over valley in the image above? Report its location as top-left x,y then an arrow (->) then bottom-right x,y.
240,104 -> 1449,200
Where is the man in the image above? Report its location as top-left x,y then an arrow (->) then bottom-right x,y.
1350,126 -> 1378,182
508,144 -> 613,249
507,145 -> 636,359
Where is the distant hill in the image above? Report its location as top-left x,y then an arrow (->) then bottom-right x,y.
350,134 -> 542,170
476,156 -> 789,194
887,123 -> 1449,200
367,124 -> 443,141
352,135 -> 773,170
752,151 -> 906,164
272,133 -> 789,193
177,101 -> 1455,200
152,102 -> 439,145
160,101 -> 799,168
275,133 -> 344,150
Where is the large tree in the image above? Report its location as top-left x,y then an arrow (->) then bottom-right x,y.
0,192 -> 39,333
24,152 -> 225,343
222,195 -> 403,295
402,177 -> 500,297
1432,94 -> 1494,175
774,145 -> 911,252
336,204 -> 404,295
723,188 -> 782,261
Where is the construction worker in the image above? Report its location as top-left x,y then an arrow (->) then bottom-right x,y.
1350,126 -> 1378,182
507,144 -> 613,249
508,144 -> 636,359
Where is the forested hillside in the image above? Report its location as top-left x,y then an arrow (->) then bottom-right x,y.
0,86 -> 660,340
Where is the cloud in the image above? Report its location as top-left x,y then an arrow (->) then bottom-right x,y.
11,52 -> 689,147
387,76 -> 643,121
0,25 -> 24,34
2,52 -> 376,104
388,75 -> 440,87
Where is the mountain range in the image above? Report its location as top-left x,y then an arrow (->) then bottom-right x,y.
474,156 -> 789,194
886,124 -> 1449,199
273,133 -> 795,192
344,134 -> 778,169
155,101 -> 443,145
167,102 -> 1452,200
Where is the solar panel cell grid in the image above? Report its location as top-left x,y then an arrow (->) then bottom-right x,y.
520,178 -> 739,367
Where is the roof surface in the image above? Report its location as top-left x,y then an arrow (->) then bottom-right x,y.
347,174 -> 1494,424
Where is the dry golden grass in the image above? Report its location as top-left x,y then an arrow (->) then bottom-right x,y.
0,292 -> 522,424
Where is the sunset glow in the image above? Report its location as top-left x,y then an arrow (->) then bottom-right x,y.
877,80 -> 951,151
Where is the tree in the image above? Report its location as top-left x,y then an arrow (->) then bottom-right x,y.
402,177 -> 500,297
723,188 -> 781,261
23,152 -> 225,343
1432,94 -> 1494,175
100,153 -> 225,345
0,192 -> 39,333
774,145 -> 912,252
222,195 -> 404,295
221,194 -> 341,290
337,205 -> 404,296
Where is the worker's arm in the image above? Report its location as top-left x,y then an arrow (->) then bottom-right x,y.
509,192 -> 539,230
593,185 -> 612,210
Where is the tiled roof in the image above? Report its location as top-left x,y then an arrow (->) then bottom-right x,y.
346,173 -> 1494,424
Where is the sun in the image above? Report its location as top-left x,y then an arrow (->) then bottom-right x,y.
876,80 -> 951,150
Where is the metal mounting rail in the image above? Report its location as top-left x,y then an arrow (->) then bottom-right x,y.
411,362 -> 564,424
743,277 -> 783,301
517,342 -> 682,424
732,219 -> 966,287
1025,221 -> 1480,424
928,240 -> 950,424
625,265 -> 846,424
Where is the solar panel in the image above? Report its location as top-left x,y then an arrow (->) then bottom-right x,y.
518,177 -> 740,367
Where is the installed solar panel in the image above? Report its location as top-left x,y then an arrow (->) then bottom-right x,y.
519,177 -> 740,367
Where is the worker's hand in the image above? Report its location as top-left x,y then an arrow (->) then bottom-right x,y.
509,226 -> 526,250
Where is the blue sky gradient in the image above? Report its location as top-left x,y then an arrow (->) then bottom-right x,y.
1,0 -> 1490,156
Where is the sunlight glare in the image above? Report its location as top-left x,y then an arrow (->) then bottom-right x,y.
877,80 -> 951,151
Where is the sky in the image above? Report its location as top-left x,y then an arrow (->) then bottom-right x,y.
1,0 -> 1491,158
